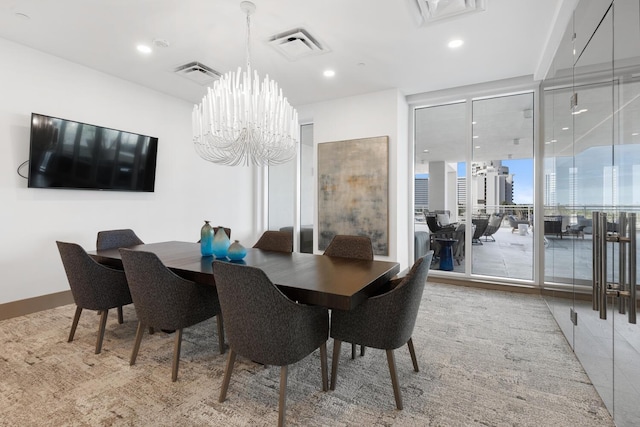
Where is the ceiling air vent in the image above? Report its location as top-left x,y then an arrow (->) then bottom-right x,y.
174,61 -> 221,85
268,28 -> 328,61
409,0 -> 486,26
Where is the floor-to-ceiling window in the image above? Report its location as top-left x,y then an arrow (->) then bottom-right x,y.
412,90 -> 535,281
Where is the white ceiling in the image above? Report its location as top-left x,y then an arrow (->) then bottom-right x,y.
0,0 -> 568,107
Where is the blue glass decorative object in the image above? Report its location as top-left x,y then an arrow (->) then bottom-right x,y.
212,226 -> 231,258
200,220 -> 214,256
227,240 -> 247,261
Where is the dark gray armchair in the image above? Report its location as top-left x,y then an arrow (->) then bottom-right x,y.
96,228 -> 144,323
56,241 -> 133,354
119,249 -> 224,382
213,261 -> 328,427
323,235 -> 373,358
253,231 -> 293,253
329,251 -> 434,410
97,229 -> 144,250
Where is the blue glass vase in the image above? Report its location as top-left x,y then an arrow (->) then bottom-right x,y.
200,220 -> 214,257
227,240 -> 247,261
212,226 -> 231,258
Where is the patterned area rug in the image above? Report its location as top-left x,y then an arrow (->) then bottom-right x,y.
0,283 -> 613,426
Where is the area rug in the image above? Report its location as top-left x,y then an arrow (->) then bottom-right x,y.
0,282 -> 613,426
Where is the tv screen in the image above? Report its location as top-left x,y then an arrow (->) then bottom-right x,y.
27,113 -> 158,192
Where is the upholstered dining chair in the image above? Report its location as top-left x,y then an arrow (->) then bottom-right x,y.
329,251 -> 434,410
213,261 -> 328,427
56,241 -> 133,354
323,235 -> 373,359
119,249 -> 224,382
97,228 -> 144,251
253,230 -> 293,253
96,228 -> 144,324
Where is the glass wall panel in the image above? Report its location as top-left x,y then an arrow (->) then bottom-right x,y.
470,93 -> 534,280
542,1 -> 640,424
268,123 -> 314,253
299,124 -> 314,253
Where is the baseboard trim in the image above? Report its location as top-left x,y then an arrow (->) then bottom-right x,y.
0,290 -> 74,321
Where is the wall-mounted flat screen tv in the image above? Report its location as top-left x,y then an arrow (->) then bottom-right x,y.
27,113 -> 158,192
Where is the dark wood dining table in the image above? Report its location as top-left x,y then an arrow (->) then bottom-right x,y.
89,241 -> 400,311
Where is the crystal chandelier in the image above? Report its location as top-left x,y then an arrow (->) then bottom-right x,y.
192,1 -> 299,166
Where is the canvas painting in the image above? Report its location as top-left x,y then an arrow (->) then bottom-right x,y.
317,136 -> 389,255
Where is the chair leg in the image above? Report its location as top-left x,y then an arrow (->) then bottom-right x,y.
330,339 -> 342,390
216,314 -> 225,354
148,327 -> 155,334
130,321 -> 145,366
351,343 -> 356,359
278,365 -> 288,427
117,306 -> 124,324
360,345 -> 365,357
219,349 -> 237,403
386,349 -> 403,410
407,338 -> 419,372
319,342 -> 328,392
171,329 -> 183,382
68,306 -> 82,342
95,309 -> 109,354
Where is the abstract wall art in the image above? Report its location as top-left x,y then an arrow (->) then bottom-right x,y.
317,136 -> 389,255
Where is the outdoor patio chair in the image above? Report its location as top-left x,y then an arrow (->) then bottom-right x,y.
482,214 -> 503,242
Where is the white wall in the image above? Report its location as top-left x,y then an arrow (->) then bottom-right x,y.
0,38 -> 257,305
297,89 -> 411,269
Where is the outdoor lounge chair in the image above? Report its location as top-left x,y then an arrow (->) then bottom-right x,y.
482,214 -> 503,242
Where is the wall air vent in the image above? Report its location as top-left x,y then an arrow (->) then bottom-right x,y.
174,61 -> 221,85
268,27 -> 329,61
409,0 -> 486,26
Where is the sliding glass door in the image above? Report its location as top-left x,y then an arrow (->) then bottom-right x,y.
413,92 -> 535,281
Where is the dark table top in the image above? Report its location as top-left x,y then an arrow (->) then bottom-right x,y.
89,241 -> 400,311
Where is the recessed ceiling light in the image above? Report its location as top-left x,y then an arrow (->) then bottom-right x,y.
423,149 -> 429,153
471,121 -> 477,125
632,132 -> 639,136
323,69 -> 335,78
475,146 -> 481,149
473,135 -> 479,139
562,127 -> 569,130
545,141 -> 551,144
448,39 -> 464,49
551,139 -> 557,143
136,44 -> 152,54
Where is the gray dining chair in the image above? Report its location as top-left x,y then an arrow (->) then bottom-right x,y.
253,230 -> 293,253
97,228 -> 144,251
96,229 -> 144,323
329,251 -> 433,410
213,260 -> 328,427
119,248 -> 224,382
323,234 -> 373,358
56,241 -> 133,354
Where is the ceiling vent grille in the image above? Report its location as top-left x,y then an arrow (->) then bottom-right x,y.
174,61 -> 221,85
268,28 -> 329,61
410,0 -> 486,26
